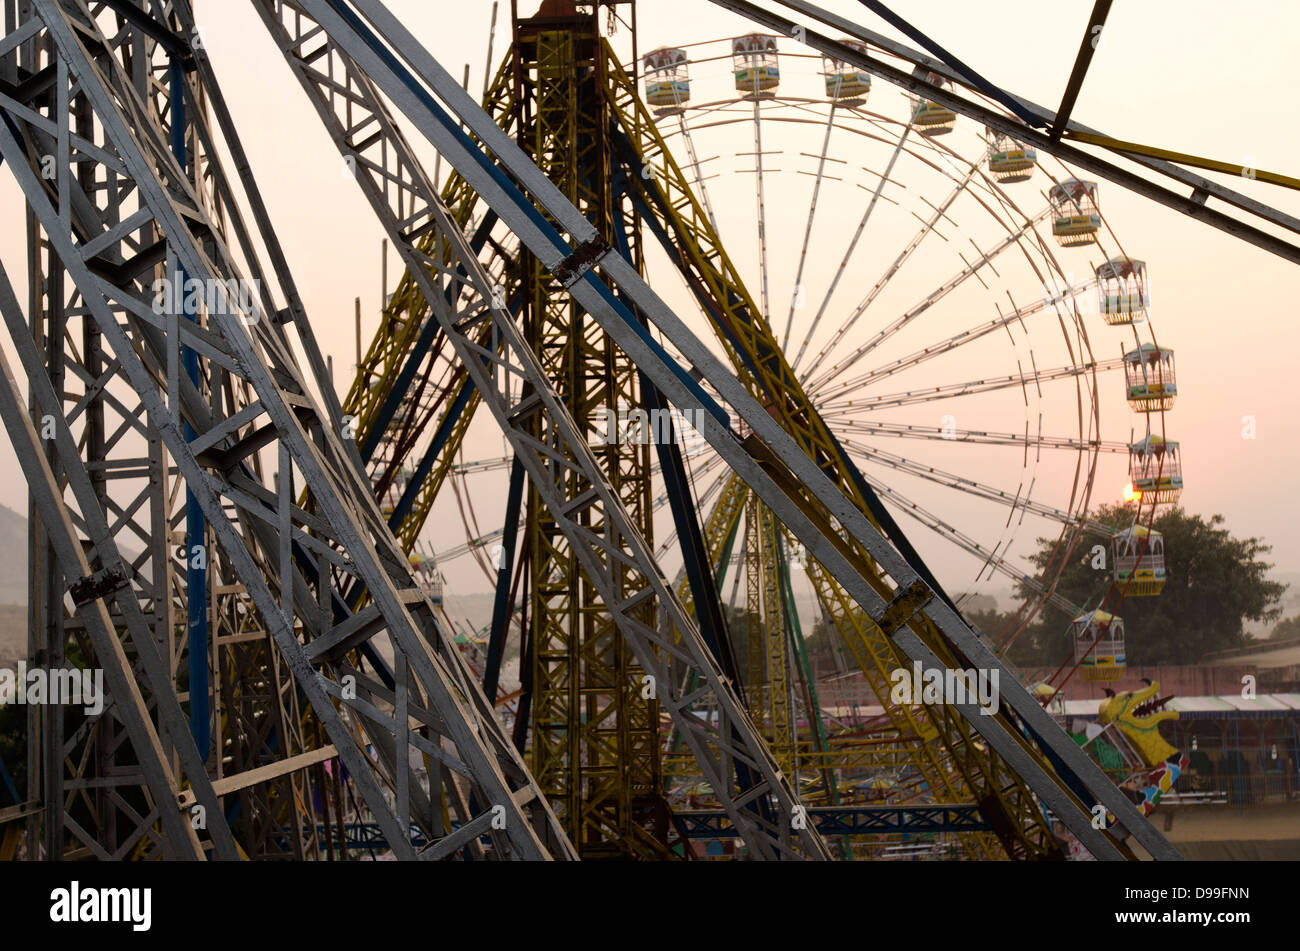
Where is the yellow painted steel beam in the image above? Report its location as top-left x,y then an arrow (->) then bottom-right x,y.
1062,130 -> 1300,192
743,495 -> 765,724
515,20 -> 667,860
759,503 -> 795,775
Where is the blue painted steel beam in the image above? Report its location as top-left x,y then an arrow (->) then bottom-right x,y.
483,455 -> 525,704
384,370 -> 474,531
170,58 -> 209,761
358,209 -> 499,463
605,162 -> 772,830
854,0 -> 1044,129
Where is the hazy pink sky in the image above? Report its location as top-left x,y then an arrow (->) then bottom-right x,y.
1,0 -> 1297,614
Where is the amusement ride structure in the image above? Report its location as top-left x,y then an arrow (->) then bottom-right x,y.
0,0 -> 1296,862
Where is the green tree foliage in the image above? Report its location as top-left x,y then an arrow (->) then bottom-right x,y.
1018,503 -> 1287,665
966,606 -> 1070,669
1270,615 -> 1300,641
803,615 -> 832,656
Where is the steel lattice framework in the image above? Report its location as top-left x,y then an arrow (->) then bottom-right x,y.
248,0 -> 828,860
2,0 -> 574,861
8,0 -> 1277,862
509,13 -> 666,858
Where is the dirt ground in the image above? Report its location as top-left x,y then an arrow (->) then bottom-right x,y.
1131,802 -> 1300,859
1161,801 -> 1300,841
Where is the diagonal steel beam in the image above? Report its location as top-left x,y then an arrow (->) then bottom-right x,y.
258,0 -> 829,860
1049,0 -> 1113,139
8,0 -> 573,861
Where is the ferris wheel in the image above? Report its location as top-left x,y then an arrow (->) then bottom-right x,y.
418,29 -> 1182,706
630,33 -> 1181,685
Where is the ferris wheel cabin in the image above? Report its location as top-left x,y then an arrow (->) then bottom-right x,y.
1128,434 -> 1183,504
1049,179 -> 1101,246
987,129 -> 1036,183
1123,343 -> 1176,412
407,551 -> 444,606
643,47 -> 690,114
1113,526 -> 1167,597
823,40 -> 872,103
733,34 -> 780,97
1096,257 -> 1149,325
1073,610 -> 1126,682
909,67 -> 956,136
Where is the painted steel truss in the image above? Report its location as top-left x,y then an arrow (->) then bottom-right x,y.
2,0 -> 573,861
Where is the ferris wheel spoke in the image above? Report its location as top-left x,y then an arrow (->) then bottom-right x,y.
811,277 -> 1091,401
818,356 -> 1124,415
652,451 -> 728,559
866,478 -> 1086,617
782,103 -> 838,353
750,97 -> 775,317
642,44 -> 1138,686
805,205 -> 1056,398
674,111 -> 721,235
837,424 -> 1128,453
797,159 -> 980,382
798,125 -> 913,359
432,520 -> 518,565
451,454 -> 513,475
846,441 -> 1087,529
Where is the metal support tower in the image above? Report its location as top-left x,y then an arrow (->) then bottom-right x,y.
250,0 -> 828,861
1,0 -> 575,861
509,4 -> 667,859
5,0 -> 320,860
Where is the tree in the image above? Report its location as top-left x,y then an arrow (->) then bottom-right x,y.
803,615 -> 832,656
1270,616 -> 1300,641
966,605 -> 1070,669
1017,502 -> 1287,665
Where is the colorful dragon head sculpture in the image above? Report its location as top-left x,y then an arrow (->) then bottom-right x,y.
1099,679 -> 1179,765
1098,680 -> 1188,817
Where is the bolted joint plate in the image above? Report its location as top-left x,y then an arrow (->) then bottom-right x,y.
555,236 -> 611,287
874,578 -> 934,637
68,564 -> 130,609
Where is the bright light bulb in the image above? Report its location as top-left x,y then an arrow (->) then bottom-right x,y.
1122,483 -> 1142,502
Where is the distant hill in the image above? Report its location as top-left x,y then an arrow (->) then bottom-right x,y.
0,504 -> 24,669
1250,570 -> 1300,638
0,503 -> 24,606
0,604 -> 23,669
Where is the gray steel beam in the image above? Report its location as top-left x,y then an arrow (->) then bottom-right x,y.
1048,0 -> 1113,139
5,0 -> 257,860
0,300 -> 214,860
